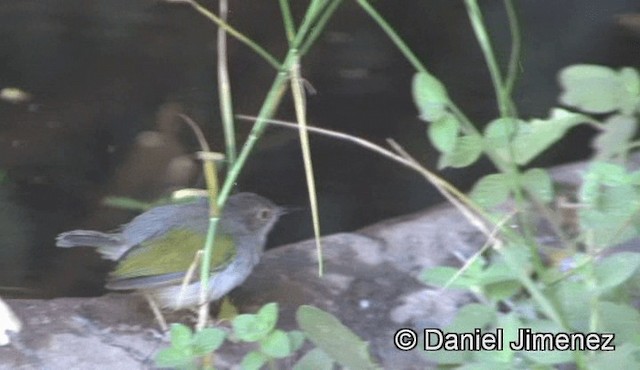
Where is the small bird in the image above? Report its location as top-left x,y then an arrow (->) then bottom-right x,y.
56,193 -> 282,313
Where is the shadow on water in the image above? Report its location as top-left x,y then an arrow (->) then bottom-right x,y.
0,0 -> 638,297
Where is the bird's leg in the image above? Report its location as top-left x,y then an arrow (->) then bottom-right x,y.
144,293 -> 168,332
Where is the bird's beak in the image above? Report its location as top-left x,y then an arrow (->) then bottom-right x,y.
277,206 -> 305,216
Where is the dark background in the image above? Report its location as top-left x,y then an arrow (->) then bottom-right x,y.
0,0 -> 638,297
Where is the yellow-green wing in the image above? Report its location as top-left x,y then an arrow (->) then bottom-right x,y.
112,228 -> 236,279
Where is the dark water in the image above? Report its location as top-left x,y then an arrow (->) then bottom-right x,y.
0,0 -> 638,297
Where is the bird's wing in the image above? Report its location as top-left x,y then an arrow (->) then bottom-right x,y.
107,228 -> 237,289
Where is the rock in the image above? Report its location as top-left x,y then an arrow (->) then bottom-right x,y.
1,201 -> 483,369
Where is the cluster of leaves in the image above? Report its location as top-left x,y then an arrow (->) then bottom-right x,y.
155,303 -> 379,370
416,64 -> 640,368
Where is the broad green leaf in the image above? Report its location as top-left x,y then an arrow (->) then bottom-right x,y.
580,162 -> 628,205
522,168 -> 554,203
483,281 -> 521,301
192,327 -> 226,355
593,114 -> 637,161
447,304 -> 496,332
458,363 -> 512,370
520,319 -> 574,364
470,173 -> 511,208
590,343 -> 640,370
559,64 -> 640,114
241,351 -> 268,370
256,303 -> 279,331
260,329 -> 292,359
420,266 -> 476,289
412,72 -> 450,122
426,304 -> 495,365
595,252 -> 640,292
428,113 -> 459,153
296,305 -> 379,370
169,323 -> 193,348
483,117 -> 521,162
155,347 -> 195,369
420,258 -> 484,288
598,301 -> 640,344
552,280 -> 591,331
293,348 -> 334,370
511,109 -> 587,165
233,302 -> 278,342
438,134 -> 483,169
287,330 -> 306,352
472,313 -> 520,364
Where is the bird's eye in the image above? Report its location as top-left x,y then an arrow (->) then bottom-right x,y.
257,208 -> 272,220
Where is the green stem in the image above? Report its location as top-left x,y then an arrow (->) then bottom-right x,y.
464,0 -> 510,118
278,0 -> 296,44
462,0 -> 544,276
217,0 -> 237,166
290,52 -> 324,276
218,0 -> 332,206
183,0 -> 281,70
503,0 -> 521,99
358,0 -> 564,329
299,0 -> 343,56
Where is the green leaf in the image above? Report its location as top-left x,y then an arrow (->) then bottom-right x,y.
428,113 -> 459,153
256,302 -> 279,331
420,258 -> 484,288
552,280 -> 591,331
412,72 -> 450,122
520,320 -> 574,364
473,313 -> 520,364
240,351 -> 268,370
578,162 -> 640,248
512,109 -> 587,165
483,117 -> 520,162
483,281 -> 521,301
598,301 -> 640,344
155,347 -> 195,368
425,304 -> 495,365
438,134 -> 483,169
522,168 -> 554,203
590,343 -> 640,370
293,348 -> 334,370
595,252 -> 640,292
233,315 -> 271,342
470,173 -> 511,208
420,266 -> 475,289
296,305 -> 379,370
260,329 -> 292,359
593,114 -> 637,161
232,303 -> 279,342
559,64 -> 640,114
448,304 -> 496,332
169,323 -> 193,348
287,330 -> 306,352
192,327 -> 226,355
457,363 -> 513,370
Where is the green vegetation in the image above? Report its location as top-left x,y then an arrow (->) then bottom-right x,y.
149,0 -> 640,368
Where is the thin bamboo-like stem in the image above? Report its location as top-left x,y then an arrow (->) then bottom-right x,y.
171,0 -> 281,70
278,0 -> 296,44
217,0 -> 237,166
289,54 -> 324,276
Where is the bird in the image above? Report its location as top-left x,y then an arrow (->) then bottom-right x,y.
56,192 -> 282,316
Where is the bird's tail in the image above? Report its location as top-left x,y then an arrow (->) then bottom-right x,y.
56,230 -> 127,260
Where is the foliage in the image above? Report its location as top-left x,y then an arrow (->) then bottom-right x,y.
413,21 -> 640,370
148,1 -> 640,369
155,303 -> 377,369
